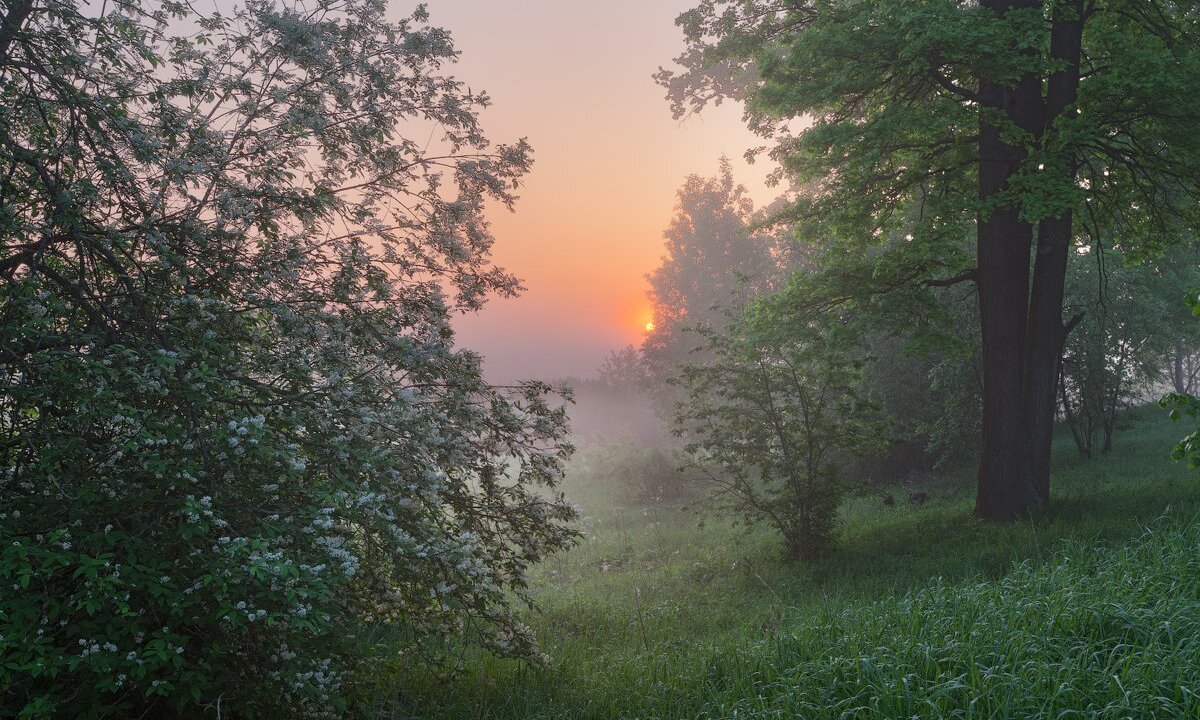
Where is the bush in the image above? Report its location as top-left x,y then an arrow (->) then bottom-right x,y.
673,299 -> 885,560
569,442 -> 700,506
0,1 -> 575,716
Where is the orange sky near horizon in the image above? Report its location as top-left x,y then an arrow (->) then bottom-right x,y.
413,0 -> 777,382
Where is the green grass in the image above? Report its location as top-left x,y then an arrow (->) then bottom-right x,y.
381,406 -> 1200,719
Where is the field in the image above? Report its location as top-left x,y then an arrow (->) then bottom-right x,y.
386,406 -> 1200,719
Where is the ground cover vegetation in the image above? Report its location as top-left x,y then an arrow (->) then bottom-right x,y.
394,408 -> 1200,719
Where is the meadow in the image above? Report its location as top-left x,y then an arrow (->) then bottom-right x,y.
389,406 -> 1200,719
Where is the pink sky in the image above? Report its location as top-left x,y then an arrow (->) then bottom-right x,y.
414,1 -> 775,382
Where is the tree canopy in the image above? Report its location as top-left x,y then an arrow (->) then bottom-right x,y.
643,159 -> 787,379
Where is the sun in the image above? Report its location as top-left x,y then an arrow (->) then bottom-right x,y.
644,321 -> 655,333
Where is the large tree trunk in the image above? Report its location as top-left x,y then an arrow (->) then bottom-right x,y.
975,66 -> 1040,519
1026,214 -> 1072,501
1025,0 -> 1085,503
975,0 -> 1084,520
975,197 -> 1038,519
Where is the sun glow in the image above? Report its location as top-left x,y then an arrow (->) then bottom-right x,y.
644,321 -> 655,333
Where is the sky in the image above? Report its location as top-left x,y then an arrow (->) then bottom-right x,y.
408,0 -> 777,382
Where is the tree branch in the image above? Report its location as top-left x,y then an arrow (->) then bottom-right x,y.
924,269 -> 977,287
1062,311 -> 1085,339
928,68 -> 984,105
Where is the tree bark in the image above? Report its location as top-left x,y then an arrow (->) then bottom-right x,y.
0,0 -> 34,66
974,15 -> 1041,518
1025,0 -> 1085,503
975,0 -> 1085,520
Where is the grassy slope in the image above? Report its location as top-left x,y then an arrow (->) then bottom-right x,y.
386,407 -> 1200,719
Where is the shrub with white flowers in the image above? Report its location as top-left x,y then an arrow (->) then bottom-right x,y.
0,0 -> 577,716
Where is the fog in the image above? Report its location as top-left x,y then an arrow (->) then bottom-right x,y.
425,0 -> 775,383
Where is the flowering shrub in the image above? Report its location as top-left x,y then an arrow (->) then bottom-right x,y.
0,0 -> 576,716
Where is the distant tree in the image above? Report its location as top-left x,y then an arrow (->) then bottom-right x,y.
565,346 -> 667,445
659,0 -> 1200,519
674,299 -> 884,560
1163,289 -> 1200,470
1169,340 -> 1200,397
0,1 -> 575,716
1060,250 -> 1154,457
642,158 -> 781,379
596,345 -> 650,394
1154,244 -> 1200,396
1060,242 -> 1200,457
